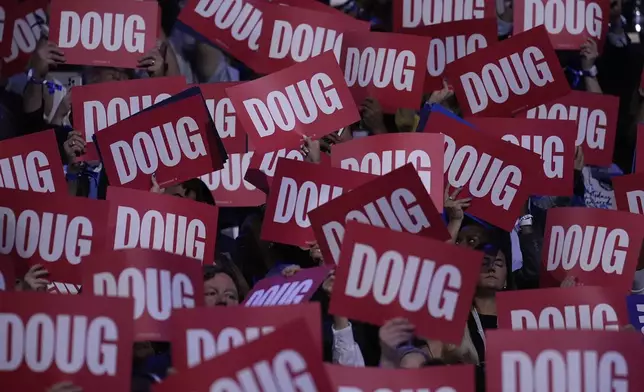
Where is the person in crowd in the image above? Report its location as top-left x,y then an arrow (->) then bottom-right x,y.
203,258 -> 249,307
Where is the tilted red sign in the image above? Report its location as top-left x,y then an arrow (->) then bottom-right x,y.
199,82 -> 247,153
272,0 -> 363,24
201,152 -> 264,207
3,0 -> 47,76
245,147 -> 304,194
0,262 -> 14,291
613,172 -> 644,215
393,0 -> 496,32
330,221 -> 481,344
445,26 -> 570,117
0,1 -> 15,58
0,130 -> 67,193
243,266 -> 329,307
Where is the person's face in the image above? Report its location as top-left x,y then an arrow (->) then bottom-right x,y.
204,273 -> 239,307
611,0 -> 622,21
456,226 -> 489,250
86,67 -> 130,85
477,250 -> 508,291
164,184 -> 197,200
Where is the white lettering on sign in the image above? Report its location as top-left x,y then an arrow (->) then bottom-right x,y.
501,350 -> 628,391
0,152 -> 56,192
243,73 -> 343,137
186,325 -> 275,367
637,304 -> 644,335
0,313 -> 118,374
524,0 -> 603,39
428,34 -> 489,77
258,149 -> 303,177
205,97 -> 237,140
58,11 -> 146,53
345,243 -> 461,318
546,225 -> 628,275
273,177 -> 344,228
245,280 -> 314,307
113,206 -> 207,261
0,271 -> 5,291
47,282 -> 82,295
84,93 -> 172,143
268,21 -> 343,63
194,0 -> 262,50
344,48 -> 416,91
402,0 -> 486,28
339,388 -> 456,392
626,190 -> 644,215
201,153 -> 255,192
501,134 -> 564,179
0,208 -> 92,264
510,304 -> 619,331
460,46 -> 555,114
109,116 -> 207,184
444,135 -> 521,210
4,8 -> 46,63
526,104 -> 607,150
321,188 -> 431,263
93,268 -> 195,321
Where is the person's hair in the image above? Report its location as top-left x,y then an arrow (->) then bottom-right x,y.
203,255 -> 250,300
181,178 -> 215,205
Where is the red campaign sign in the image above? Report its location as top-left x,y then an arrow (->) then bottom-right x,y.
331,132 -> 445,210
514,0 -> 610,50
198,82 -> 247,154
47,281 -> 82,295
330,221 -> 481,343
154,319 -> 333,392
497,286 -> 629,331
520,90 -> 619,167
340,31 -> 430,113
0,188 -> 107,284
613,172 -> 644,214
424,110 -> 542,231
72,76 -> 187,162
0,1 -> 15,58
245,147 -> 304,195
0,262 -> 15,291
243,266 -> 329,307
309,164 -> 450,266
171,302 -> 322,371
106,186 -> 219,264
82,248 -> 203,341
541,207 -> 644,290
486,330 -> 644,391
261,159 -> 373,246
0,129 -> 67,193
96,93 -> 226,190
445,26 -> 570,118
200,152 -> 266,207
2,0 -> 47,76
0,291 -> 133,392
636,124 -> 644,173
467,117 -> 576,196
49,0 -> 158,68
392,0 -> 496,32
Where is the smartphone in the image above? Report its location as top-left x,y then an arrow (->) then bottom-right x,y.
48,71 -> 83,88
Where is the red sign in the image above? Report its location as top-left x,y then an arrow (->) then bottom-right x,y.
72,76 -> 187,161
0,1 -> 15,58
486,330 -> 644,391
636,125 -> 644,173
198,82 -> 247,153
47,281 -> 82,295
330,221 -> 481,344
171,302 -> 322,371
340,31 -> 429,113
96,92 -> 226,190
424,110 -> 542,231
200,152 -> 265,207
309,164 -> 449,266
261,159 -> 373,246
226,52 -> 360,152
82,248 -> 203,341
0,262 -> 14,291
155,319 -> 333,392
521,90 -> 619,166
0,188 -> 107,283
331,133 -> 445,210
393,0 -> 496,32
497,286 -> 629,331
243,266 -> 329,307
272,0 -> 364,25
514,0 -> 610,50
541,207 -> 644,290
2,0 -> 47,76
445,26 -> 570,117
245,147 -> 304,195
613,172 -> 644,214
0,129 -> 67,193
49,0 -> 158,68
467,117 -> 576,196
106,186 -> 219,264
0,291 -> 133,391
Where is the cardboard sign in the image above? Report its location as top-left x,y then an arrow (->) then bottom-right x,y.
331,133 -> 445,210
72,76 -> 187,161
49,0 -> 158,68
199,82 -> 247,153
171,302 -> 322,371
635,124 -> 644,173
626,295 -> 644,334
244,146 -> 304,195
330,221 -> 481,343
226,52 -> 359,152
47,281 -> 82,295
340,31 -> 430,112
541,207 -> 644,290
200,152 -> 265,207
497,286 -> 629,331
0,1 -> 15,58
514,0 -> 610,50
272,0 -> 363,25
486,330 -> 644,391
467,117 -> 576,196
243,266 -> 329,307
0,129 -> 67,193
393,0 -> 496,32
2,0 -> 47,76
424,110 -> 542,231
445,26 -> 570,117
309,164 -> 449,266
0,262 -> 14,291
0,188 -> 107,283
0,292 -> 133,391
521,90 -> 619,166
261,159 -> 373,246
613,172 -> 644,214
82,248 -> 203,341
106,186 -> 219,264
